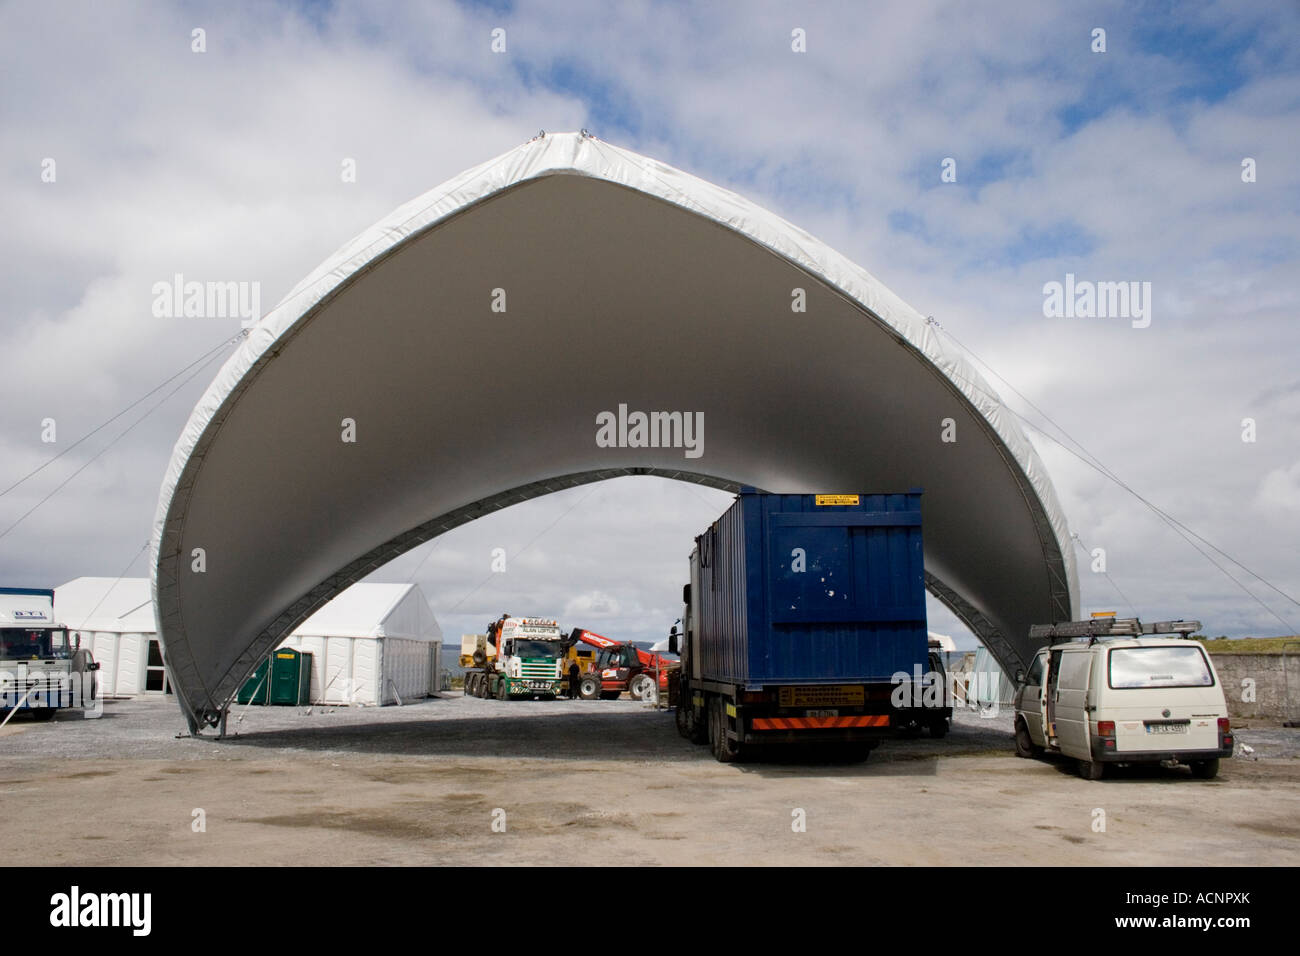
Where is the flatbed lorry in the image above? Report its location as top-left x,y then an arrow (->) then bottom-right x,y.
672,490 -> 937,762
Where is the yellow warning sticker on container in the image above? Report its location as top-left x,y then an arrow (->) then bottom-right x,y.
276,652 -> 295,659
815,494 -> 860,506
778,685 -> 865,707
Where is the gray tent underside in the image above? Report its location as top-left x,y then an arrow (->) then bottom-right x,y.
161,469 -> 1056,732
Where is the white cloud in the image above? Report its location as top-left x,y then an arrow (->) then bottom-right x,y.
1256,461 -> 1300,513
563,590 -> 623,621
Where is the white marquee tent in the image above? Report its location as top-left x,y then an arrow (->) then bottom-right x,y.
55,578 -> 441,705
150,131 -> 1078,732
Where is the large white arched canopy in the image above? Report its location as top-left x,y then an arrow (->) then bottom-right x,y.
152,132 -> 1078,732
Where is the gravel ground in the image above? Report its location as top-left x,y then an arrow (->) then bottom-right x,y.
1,695 -> 1296,866
1,694 -> 1292,761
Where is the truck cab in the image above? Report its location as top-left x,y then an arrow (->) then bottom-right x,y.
0,587 -> 99,720
492,617 -> 567,699
1013,617 -> 1232,780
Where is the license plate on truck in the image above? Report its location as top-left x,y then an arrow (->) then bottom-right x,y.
806,709 -> 839,718
778,685 -> 864,708
1145,722 -> 1188,734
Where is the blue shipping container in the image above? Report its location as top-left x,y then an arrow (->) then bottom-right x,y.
692,489 -> 927,686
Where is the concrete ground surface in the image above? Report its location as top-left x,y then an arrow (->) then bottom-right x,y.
1,694 -> 1297,866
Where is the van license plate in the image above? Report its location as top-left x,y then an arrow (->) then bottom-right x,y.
807,709 -> 839,718
1145,723 -> 1188,734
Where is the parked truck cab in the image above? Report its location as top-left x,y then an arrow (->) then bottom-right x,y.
0,587 -> 99,720
1013,617 -> 1232,780
462,616 -> 567,700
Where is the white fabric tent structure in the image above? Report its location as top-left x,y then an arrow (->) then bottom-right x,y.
56,577 -> 157,696
966,646 -> 1020,710
57,578 -> 440,705
277,582 -> 442,705
151,131 -> 1078,732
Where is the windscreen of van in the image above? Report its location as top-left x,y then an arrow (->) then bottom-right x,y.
1108,646 -> 1214,689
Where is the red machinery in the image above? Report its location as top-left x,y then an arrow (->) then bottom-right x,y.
567,628 -> 678,701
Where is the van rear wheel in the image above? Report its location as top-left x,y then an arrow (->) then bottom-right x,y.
1190,758 -> 1219,780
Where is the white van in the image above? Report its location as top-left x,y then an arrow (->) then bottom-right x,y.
1012,618 -> 1233,780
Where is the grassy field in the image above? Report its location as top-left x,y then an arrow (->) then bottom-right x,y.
1197,636 -> 1300,654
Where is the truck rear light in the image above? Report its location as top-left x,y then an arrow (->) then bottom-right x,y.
741,690 -> 766,704
1097,720 -> 1115,737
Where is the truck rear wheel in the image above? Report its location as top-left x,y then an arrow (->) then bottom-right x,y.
928,718 -> 948,738
30,708 -> 56,722
578,675 -> 602,700
710,696 -> 742,763
1190,758 -> 1219,780
675,698 -> 692,738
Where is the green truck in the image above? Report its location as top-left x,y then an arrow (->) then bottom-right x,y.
461,616 -> 567,700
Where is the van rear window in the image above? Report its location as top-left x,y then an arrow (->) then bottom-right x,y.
1108,646 -> 1213,689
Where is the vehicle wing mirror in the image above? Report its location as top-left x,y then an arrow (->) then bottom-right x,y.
669,632 -> 679,655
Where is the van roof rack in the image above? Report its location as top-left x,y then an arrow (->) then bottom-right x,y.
1029,618 -> 1201,641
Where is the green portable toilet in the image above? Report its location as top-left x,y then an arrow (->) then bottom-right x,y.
236,659 -> 270,705
269,648 -> 312,705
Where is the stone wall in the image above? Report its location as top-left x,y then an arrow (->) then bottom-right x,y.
1209,653 -> 1299,721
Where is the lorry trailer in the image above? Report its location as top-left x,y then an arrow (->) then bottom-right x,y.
672,490 -> 936,762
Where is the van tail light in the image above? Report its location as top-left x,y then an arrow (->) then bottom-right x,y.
1096,720 -> 1116,751
1218,717 -> 1233,749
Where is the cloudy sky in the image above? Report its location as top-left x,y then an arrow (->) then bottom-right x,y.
2,0 -> 1298,649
